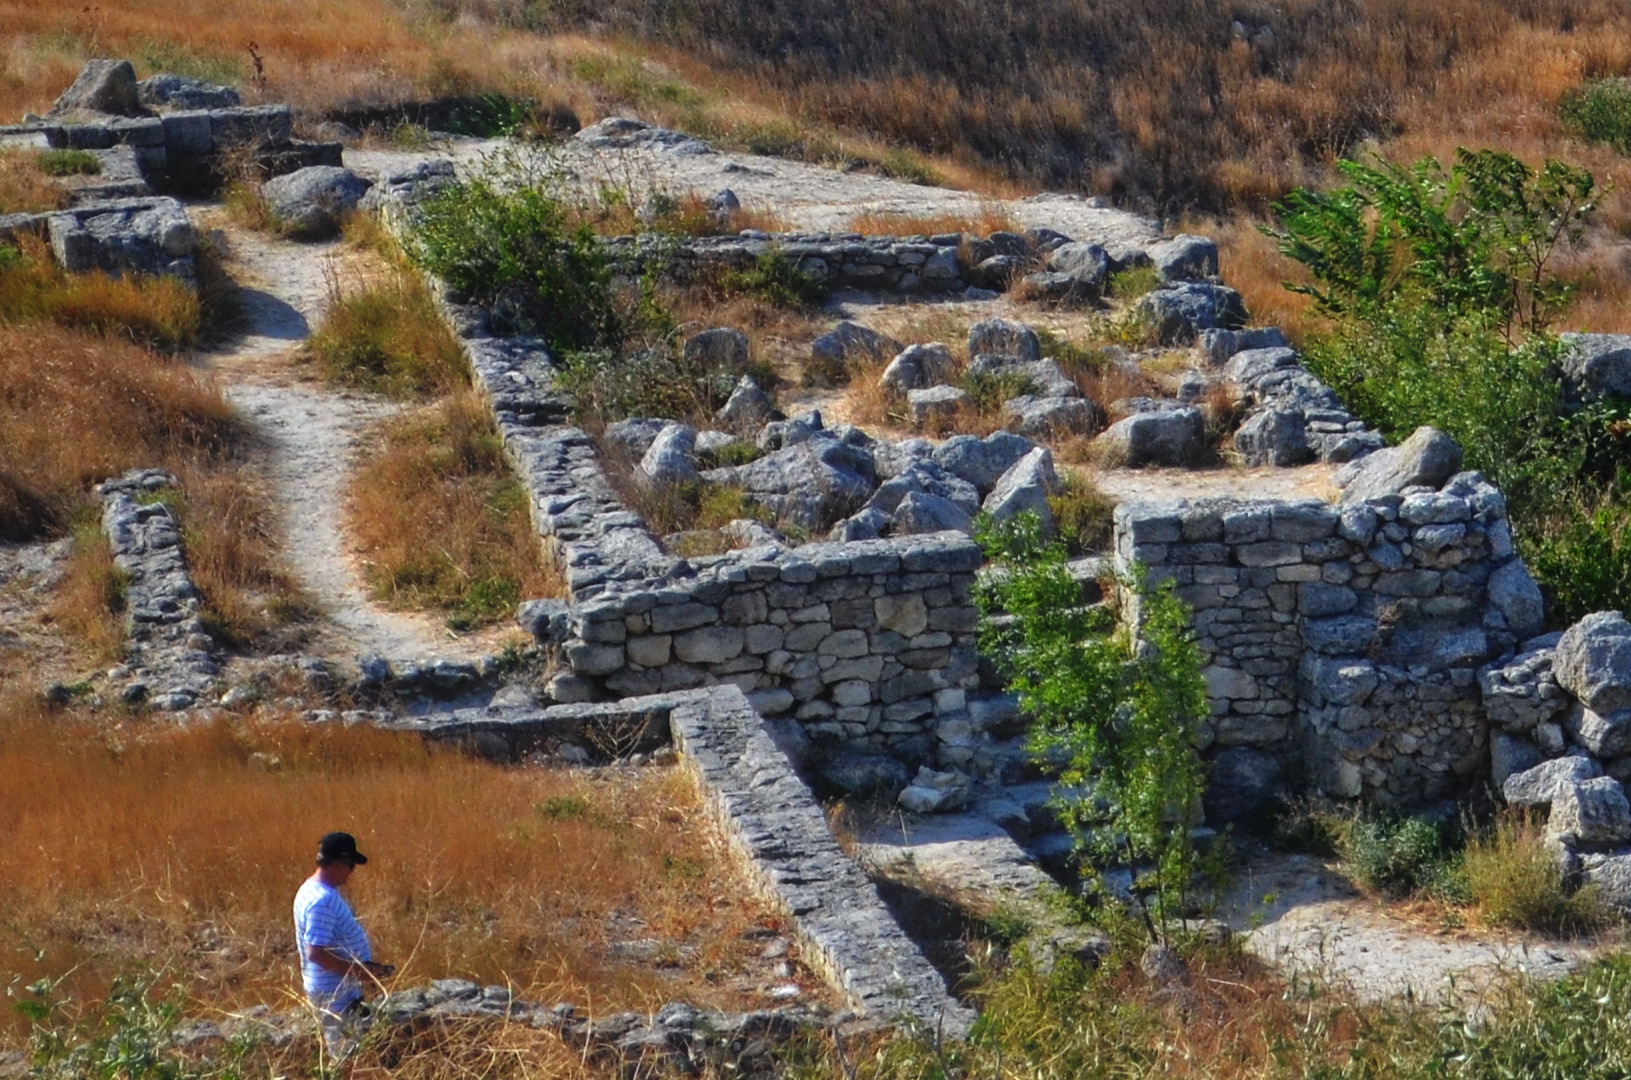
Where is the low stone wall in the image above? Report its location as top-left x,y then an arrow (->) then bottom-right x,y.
383,687 -> 974,1035
543,534 -> 985,758
97,469 -> 219,710
1115,469 -> 1534,805
602,231 -> 966,294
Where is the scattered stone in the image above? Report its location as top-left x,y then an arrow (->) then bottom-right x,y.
639,424 -> 699,487
1547,776 -> 1631,848
137,74 -> 240,111
1004,395 -> 1102,438
1503,755 -> 1602,807
1136,283 -> 1248,344
1559,333 -> 1631,401
702,436 -> 873,531
1234,408 -> 1310,467
1150,233 -> 1219,283
1096,405 -> 1205,467
259,166 -> 373,239
898,766 -> 973,813
605,417 -> 671,458
716,374 -> 776,430
1044,241 -> 1110,294
934,432 -> 1035,494
879,343 -> 955,394
967,318 -> 1041,362
983,448 -> 1061,533
907,385 -> 970,428
1337,426 -> 1462,502
1490,731 -> 1545,788
808,322 -> 902,384
1555,611 -> 1631,716
893,491 -> 975,536
684,327 -> 750,371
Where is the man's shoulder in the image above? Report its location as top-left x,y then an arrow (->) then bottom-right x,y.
294,877 -> 342,917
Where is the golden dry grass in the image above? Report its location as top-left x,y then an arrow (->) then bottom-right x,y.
0,150 -> 69,214
0,237 -> 201,352
348,393 -> 559,624
844,205 -> 1021,238
0,701 -> 802,1044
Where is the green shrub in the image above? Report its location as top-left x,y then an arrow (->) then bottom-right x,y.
407,170 -> 620,353
303,274 -> 469,397
976,512 -> 1213,939
720,250 -> 826,308
36,149 -> 101,177
1104,264 -> 1162,300
1560,78 -> 1631,155
446,93 -> 538,138
959,369 -> 1037,413
1340,812 -> 1465,901
696,441 -> 762,469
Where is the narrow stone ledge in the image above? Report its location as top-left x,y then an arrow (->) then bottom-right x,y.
96,469 -> 219,710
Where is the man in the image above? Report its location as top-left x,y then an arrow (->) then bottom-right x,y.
293,831 -> 393,1058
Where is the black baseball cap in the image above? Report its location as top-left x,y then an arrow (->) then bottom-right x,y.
317,832 -> 368,865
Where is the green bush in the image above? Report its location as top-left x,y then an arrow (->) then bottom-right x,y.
1560,77 -> 1631,155
720,249 -> 826,308
1340,812 -> 1465,901
1269,148 -> 1631,624
406,169 -> 620,353
976,512 -> 1213,939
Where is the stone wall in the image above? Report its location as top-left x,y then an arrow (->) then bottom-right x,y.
1115,468 -> 1537,805
539,534 -> 985,760
602,231 -> 966,294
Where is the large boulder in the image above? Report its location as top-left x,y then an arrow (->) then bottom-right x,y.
50,59 -> 142,117
1547,776 -> 1631,849
1336,426 -> 1462,502
1559,333 -> 1631,401
1556,611 -> 1631,715
967,318 -> 1041,362
1004,395 -> 1103,438
1199,326 -> 1290,367
1095,405 -> 1205,467
1136,283 -> 1248,345
1203,746 -> 1284,824
1479,645 -> 1568,733
1503,754 -> 1602,807
1581,853 -> 1631,914
638,424 -> 699,487
1490,732 -> 1545,789
934,432 -> 1035,494
260,166 -> 373,239
702,435 -> 874,531
863,461 -> 980,519
683,327 -> 749,371
966,355 -> 1080,400
907,385 -> 969,429
983,448 -> 1061,533
605,417 -> 670,458
137,73 -> 241,110
1150,233 -> 1219,283
1035,241 -> 1109,302
1568,704 -> 1631,759
893,491 -> 975,536
879,343 -> 955,394
807,321 -> 902,384
819,748 -> 912,800
715,374 -> 775,430
47,197 -> 195,278
1234,408 -> 1311,467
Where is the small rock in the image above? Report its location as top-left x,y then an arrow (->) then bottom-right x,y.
638,423 -> 700,487
907,385 -> 969,428
808,322 -> 902,384
1336,426 -> 1463,502
51,59 -> 141,117
1504,755 -> 1602,808
1547,776 -> 1631,848
879,343 -> 956,394
1095,405 -> 1205,467
897,766 -> 973,813
716,375 -> 775,429
260,166 -> 373,239
1150,234 -> 1219,283
983,447 -> 1061,533
967,318 -> 1041,362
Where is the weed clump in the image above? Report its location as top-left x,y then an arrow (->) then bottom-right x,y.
1560,77 -> 1631,155
1047,472 -> 1117,555
304,271 -> 469,397
0,238 -> 200,351
1463,811 -> 1607,934
36,148 -> 100,176
720,250 -> 826,309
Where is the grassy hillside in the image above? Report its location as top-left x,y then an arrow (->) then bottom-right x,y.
7,0 -> 1631,217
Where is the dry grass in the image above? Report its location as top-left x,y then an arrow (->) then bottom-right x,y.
303,268 -> 470,399
0,701 -> 803,1043
47,522 -> 130,662
0,323 -> 304,651
0,237 -> 201,352
0,149 -> 69,214
844,205 -> 1021,238
348,393 -> 558,627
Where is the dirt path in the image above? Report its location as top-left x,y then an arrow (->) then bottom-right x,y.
197,222 -> 488,663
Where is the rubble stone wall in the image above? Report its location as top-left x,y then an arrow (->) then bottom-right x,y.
602,231 -> 967,294
1115,471 -> 1532,805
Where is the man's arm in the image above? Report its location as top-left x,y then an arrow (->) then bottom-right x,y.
306,944 -> 392,978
